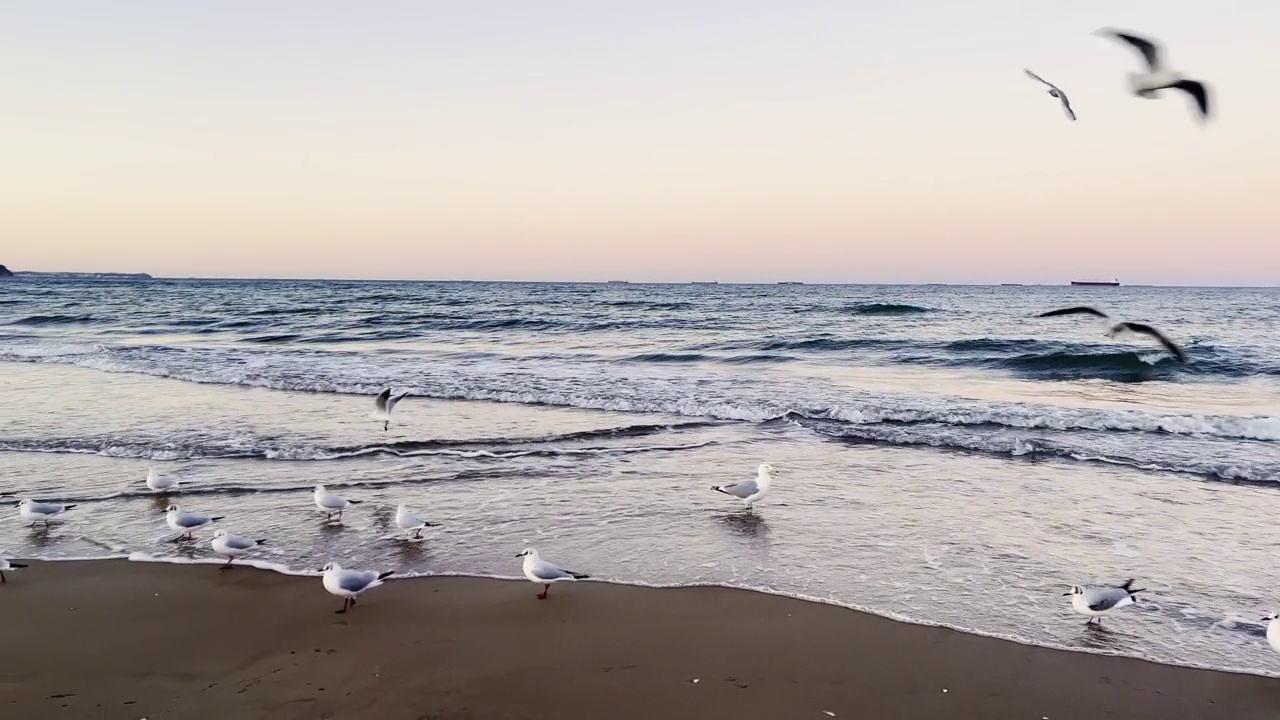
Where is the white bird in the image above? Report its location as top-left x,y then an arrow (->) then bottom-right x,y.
516,548 -> 589,600
1024,69 -> 1076,121
18,499 -> 76,528
1036,306 -> 1186,362
1096,28 -> 1210,121
0,553 -> 29,584
210,529 -> 267,569
1262,614 -> 1280,655
320,562 -> 394,614
164,503 -> 223,539
145,467 -> 179,493
395,503 -> 438,539
373,388 -> 410,432
314,484 -> 362,521
1064,579 -> 1144,624
711,463 -> 776,511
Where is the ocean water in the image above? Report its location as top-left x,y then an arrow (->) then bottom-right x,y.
2,278 -> 1279,673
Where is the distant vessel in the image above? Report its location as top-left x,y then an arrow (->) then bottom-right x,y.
777,281 -> 804,285
690,281 -> 719,285
606,280 -> 629,284
1000,283 -> 1023,286
1070,279 -> 1120,287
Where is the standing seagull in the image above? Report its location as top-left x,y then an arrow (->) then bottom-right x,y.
0,554 -> 29,584
395,503 -> 438,539
373,388 -> 410,432
1096,29 -> 1210,121
516,548 -> 589,600
145,467 -> 180,493
320,562 -> 394,614
17,499 -> 76,528
210,529 -> 267,569
164,503 -> 223,540
1024,69 -> 1076,121
711,463 -> 776,511
1261,613 -> 1280,655
314,484 -> 362,521
1065,579 -> 1144,624
1037,306 -> 1186,362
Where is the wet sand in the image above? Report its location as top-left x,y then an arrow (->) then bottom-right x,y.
1,560 -> 1276,719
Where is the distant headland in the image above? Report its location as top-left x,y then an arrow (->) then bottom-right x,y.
0,265 -> 151,280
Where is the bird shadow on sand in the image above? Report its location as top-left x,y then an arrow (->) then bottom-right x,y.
713,512 -> 770,538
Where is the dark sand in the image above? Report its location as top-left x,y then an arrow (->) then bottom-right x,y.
1,561 -> 1277,719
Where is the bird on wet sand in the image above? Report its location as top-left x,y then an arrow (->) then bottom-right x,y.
1065,579 -> 1145,624
321,562 -> 394,614
712,463 -> 776,511
516,548 -> 589,600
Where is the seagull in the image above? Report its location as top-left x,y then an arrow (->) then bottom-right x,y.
395,503 -> 438,539
145,467 -> 179,493
314,484 -> 362,521
0,554 -> 28,584
1036,306 -> 1186,362
164,503 -> 223,540
373,388 -> 410,432
516,548 -> 589,600
1064,579 -> 1145,624
17,499 -> 76,528
320,562 -> 394,614
711,463 -> 776,511
210,529 -> 267,569
1096,28 -> 1210,121
1262,614 -> 1280,655
1024,69 -> 1076,121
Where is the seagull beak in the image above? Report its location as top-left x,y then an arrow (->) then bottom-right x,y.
514,553 -> 523,558
1061,592 -> 1072,596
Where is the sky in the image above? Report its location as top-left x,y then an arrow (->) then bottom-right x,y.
1,1 -> 1278,285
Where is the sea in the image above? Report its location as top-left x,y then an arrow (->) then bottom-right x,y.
2,278 -> 1279,674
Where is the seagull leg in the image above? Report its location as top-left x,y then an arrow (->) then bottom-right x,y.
383,421 -> 389,432
221,557 -> 234,570
336,597 -> 350,614
1,573 -> 6,584
537,584 -> 550,600
413,528 -> 422,539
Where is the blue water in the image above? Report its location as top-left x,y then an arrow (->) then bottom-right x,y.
2,278 -> 1279,673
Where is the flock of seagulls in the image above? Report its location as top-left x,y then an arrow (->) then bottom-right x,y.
4,367 -> 1280,656
1026,29 -> 1211,122
1037,305 -> 1187,362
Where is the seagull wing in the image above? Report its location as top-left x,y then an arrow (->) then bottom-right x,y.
1115,322 -> 1186,362
374,388 -> 391,413
337,570 -> 375,593
1024,69 -> 1055,89
1059,94 -> 1077,121
530,559 -> 576,581
1085,586 -> 1129,611
1169,79 -> 1209,120
1098,29 -> 1162,72
387,391 -> 410,412
1037,306 -> 1109,319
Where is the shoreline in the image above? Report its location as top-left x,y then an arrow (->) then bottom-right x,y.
2,560 -> 1277,719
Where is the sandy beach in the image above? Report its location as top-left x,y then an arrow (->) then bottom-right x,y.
0,561 -> 1275,719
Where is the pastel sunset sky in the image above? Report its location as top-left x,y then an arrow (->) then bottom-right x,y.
1,1 -> 1277,284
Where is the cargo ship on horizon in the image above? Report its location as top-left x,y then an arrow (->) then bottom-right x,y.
1070,279 -> 1120,287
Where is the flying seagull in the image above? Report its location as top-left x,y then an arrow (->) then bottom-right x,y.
17,499 -> 76,528
516,547 -> 589,600
1065,579 -> 1144,624
1036,307 -> 1186,362
373,388 -> 410,432
164,503 -> 224,540
712,463 -> 776,511
1024,69 -> 1076,121
1096,28 -> 1210,121
211,529 -> 267,569
321,562 -> 394,614
314,484 -> 362,521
